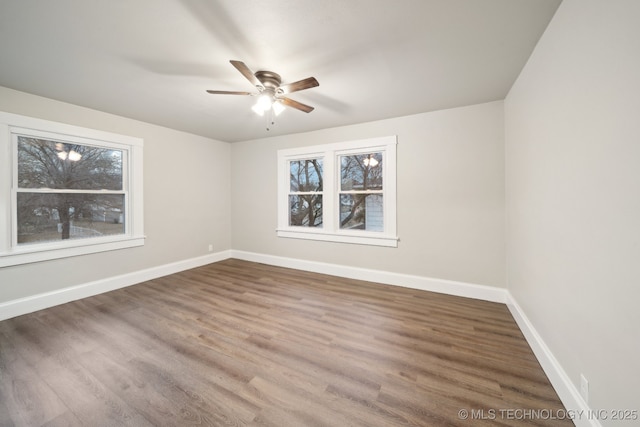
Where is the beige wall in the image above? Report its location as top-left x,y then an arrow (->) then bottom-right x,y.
0,86 -> 232,303
505,0 -> 640,416
231,101 -> 506,287
0,90 -> 506,307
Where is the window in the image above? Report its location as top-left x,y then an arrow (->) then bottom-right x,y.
288,158 -> 323,227
0,111 -> 144,267
277,136 -> 397,247
339,152 -> 384,231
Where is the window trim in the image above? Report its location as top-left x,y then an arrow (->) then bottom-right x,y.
277,136 -> 397,247
286,156 -> 324,228
0,111 -> 144,267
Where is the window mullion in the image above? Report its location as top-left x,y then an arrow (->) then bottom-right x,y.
276,136 -> 397,247
323,151 -> 335,232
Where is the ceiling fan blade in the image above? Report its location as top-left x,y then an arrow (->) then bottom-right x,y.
206,90 -> 253,95
280,97 -> 315,113
278,77 -> 319,94
230,60 -> 263,89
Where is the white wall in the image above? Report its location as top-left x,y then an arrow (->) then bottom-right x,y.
231,101 -> 506,288
505,0 -> 640,420
0,86 -> 232,304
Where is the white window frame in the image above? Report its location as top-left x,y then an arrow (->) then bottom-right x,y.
0,111 -> 144,267
286,155 -> 325,228
277,135 -> 397,247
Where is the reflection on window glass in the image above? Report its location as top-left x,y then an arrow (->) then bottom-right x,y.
340,152 -> 382,191
17,137 -> 123,190
16,136 -> 126,245
17,193 -> 125,244
340,152 -> 383,232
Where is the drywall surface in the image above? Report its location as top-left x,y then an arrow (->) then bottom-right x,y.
231,101 -> 506,288
505,0 -> 640,419
0,86 -> 231,303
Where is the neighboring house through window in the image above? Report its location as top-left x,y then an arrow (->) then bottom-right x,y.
0,112 -> 144,267
277,136 -> 397,247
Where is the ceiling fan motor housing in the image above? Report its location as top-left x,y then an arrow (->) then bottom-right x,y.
255,70 -> 282,93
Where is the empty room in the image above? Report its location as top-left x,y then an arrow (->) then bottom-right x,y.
0,1 -> 638,426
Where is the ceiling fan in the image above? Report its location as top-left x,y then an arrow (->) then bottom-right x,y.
206,60 -> 319,115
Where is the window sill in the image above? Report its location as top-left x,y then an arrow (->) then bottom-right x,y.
276,229 -> 398,248
0,235 -> 145,267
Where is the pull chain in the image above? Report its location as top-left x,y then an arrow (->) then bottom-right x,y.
266,107 -> 276,131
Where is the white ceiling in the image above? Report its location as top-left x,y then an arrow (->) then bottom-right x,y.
0,0 -> 561,143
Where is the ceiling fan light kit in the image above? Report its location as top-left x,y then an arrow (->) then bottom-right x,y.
207,60 -> 319,130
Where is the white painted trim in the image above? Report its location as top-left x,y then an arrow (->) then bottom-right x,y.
231,250 -> 508,303
0,236 -> 146,268
507,295 -> 601,427
1,249 -> 506,322
232,250 -> 596,425
277,136 -> 398,247
0,250 -> 232,321
1,248 -> 590,426
276,229 -> 398,247
0,111 -> 145,267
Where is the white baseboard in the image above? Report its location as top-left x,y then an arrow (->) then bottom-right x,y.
0,250 -> 232,321
1,248 -> 588,427
1,249 -> 506,321
230,250 -> 508,303
507,295 -> 600,427
232,250 -> 596,425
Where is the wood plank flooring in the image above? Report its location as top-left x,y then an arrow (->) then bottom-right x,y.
0,259 -> 573,426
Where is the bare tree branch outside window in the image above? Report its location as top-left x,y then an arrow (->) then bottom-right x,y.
288,159 -> 323,227
16,137 -> 125,244
339,152 -> 383,231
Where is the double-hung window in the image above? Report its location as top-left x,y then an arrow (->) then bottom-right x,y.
0,111 -> 144,267
277,136 -> 397,247
288,158 -> 324,227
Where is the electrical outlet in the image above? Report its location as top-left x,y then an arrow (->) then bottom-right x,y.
580,374 -> 589,403
208,244 -> 213,252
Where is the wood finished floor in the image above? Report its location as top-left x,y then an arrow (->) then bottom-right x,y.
0,259 -> 573,427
